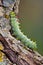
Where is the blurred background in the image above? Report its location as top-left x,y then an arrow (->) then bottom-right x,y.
18,0 -> 43,55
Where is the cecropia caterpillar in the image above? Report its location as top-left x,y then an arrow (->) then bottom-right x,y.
10,12 -> 37,50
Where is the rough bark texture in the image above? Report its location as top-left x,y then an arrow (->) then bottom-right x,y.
0,0 -> 43,65
0,33 -> 43,65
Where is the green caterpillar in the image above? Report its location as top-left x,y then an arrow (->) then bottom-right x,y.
10,12 -> 37,50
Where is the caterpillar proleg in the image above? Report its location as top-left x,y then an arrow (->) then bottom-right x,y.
10,12 -> 37,50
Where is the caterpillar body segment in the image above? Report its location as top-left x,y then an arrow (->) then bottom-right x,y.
10,12 -> 37,50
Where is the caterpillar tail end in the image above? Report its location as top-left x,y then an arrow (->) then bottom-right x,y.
29,41 -> 37,50
33,42 -> 37,50
25,40 -> 37,50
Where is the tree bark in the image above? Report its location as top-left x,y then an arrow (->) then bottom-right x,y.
0,34 -> 43,65
0,0 -> 43,65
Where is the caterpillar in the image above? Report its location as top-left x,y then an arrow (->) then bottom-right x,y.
10,12 -> 37,50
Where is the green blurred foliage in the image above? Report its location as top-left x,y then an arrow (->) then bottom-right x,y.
18,0 -> 43,55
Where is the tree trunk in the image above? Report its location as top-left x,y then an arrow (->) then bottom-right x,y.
0,33 -> 43,65
0,0 -> 43,65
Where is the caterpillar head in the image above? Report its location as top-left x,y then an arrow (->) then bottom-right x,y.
10,11 -> 15,17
